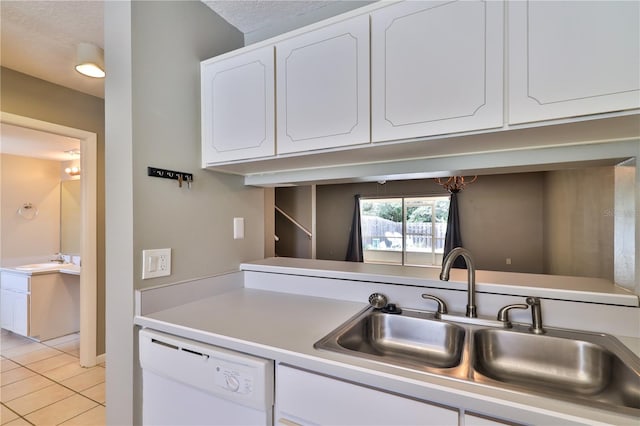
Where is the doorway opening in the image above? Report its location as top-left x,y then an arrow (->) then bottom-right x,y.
1,112 -> 99,367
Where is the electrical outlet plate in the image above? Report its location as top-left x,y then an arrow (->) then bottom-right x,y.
142,248 -> 171,279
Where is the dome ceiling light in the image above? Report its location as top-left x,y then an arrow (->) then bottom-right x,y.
75,42 -> 105,78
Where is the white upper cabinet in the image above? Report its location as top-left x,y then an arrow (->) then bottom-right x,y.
201,46 -> 275,165
276,15 -> 370,154
371,0 -> 504,143
509,1 -> 640,124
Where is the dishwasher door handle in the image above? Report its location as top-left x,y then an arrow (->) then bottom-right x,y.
151,337 -> 210,360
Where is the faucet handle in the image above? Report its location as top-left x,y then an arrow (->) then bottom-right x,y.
421,294 -> 448,316
496,303 -> 529,327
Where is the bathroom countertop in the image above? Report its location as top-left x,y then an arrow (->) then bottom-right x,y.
1,264 -> 81,276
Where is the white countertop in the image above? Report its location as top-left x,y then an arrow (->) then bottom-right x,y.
242,257 -> 639,307
1,265 -> 81,276
135,286 -> 639,425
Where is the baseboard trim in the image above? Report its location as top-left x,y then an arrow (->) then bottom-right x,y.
96,353 -> 106,364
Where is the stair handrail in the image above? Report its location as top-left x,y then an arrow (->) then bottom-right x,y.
275,205 -> 312,239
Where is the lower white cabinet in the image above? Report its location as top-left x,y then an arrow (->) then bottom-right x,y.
1,288 -> 29,336
275,364 -> 458,425
0,271 -> 79,341
464,412 -> 517,426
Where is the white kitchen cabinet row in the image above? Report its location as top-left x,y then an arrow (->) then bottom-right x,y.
201,0 -> 639,166
0,271 -> 79,341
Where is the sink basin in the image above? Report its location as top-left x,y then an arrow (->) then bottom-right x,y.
315,306 -> 640,415
473,328 -> 640,410
14,262 -> 69,271
315,309 -> 466,370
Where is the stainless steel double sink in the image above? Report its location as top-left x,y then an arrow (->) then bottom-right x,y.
314,307 -> 640,415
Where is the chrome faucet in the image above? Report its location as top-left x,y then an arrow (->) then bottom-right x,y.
50,252 -> 65,264
497,302 -> 529,327
496,297 -> 545,333
440,247 -> 477,318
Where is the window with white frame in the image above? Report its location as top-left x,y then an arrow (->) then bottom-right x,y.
360,196 -> 450,267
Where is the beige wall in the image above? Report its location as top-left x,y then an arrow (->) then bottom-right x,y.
60,179 -> 81,254
614,160 -> 636,290
315,169 -> 622,277
105,1 -> 261,423
275,186 -> 313,258
544,167 -> 615,280
130,1 -> 262,287
315,173 -> 547,273
0,68 -> 106,354
459,173 -> 545,273
0,154 -> 61,264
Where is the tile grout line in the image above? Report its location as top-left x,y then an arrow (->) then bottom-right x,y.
3,362 -> 98,423
54,403 -> 103,426
3,361 -> 105,410
2,333 -> 105,425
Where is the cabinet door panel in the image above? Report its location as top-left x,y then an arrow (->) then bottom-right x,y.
12,292 -> 29,336
201,46 -> 275,164
1,289 -> 15,330
509,1 -> 640,124
372,0 -> 503,142
276,365 -> 458,425
277,14 -> 370,154
0,290 -> 29,336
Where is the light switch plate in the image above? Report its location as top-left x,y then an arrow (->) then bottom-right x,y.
233,217 -> 244,240
142,248 -> 171,279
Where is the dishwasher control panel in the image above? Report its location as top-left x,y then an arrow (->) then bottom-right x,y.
214,361 -> 255,395
139,328 -> 274,411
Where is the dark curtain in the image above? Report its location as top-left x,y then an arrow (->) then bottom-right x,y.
345,194 -> 363,262
443,191 -> 466,268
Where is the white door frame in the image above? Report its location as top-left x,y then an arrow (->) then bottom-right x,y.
1,112 -> 98,367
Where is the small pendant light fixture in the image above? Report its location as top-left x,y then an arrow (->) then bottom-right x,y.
434,176 -> 477,193
75,42 -> 105,78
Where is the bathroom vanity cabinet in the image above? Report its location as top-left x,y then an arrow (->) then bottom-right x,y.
0,270 -> 79,341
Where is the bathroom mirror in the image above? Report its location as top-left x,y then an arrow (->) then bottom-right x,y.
60,179 -> 81,254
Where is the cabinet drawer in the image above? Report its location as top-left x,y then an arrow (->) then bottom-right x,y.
276,365 -> 458,425
0,272 -> 30,292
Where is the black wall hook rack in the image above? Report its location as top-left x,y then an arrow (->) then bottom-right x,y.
147,167 -> 193,188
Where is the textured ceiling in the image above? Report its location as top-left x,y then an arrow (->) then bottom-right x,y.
0,1 -> 370,155
1,1 -> 364,100
203,1 -> 335,34
1,0 -> 104,98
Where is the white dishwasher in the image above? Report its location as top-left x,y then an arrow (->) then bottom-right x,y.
139,329 -> 274,426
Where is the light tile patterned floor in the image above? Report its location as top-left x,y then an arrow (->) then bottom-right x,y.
0,330 -> 105,425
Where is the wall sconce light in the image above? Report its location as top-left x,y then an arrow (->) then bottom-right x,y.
75,42 -> 105,78
65,166 -> 81,177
